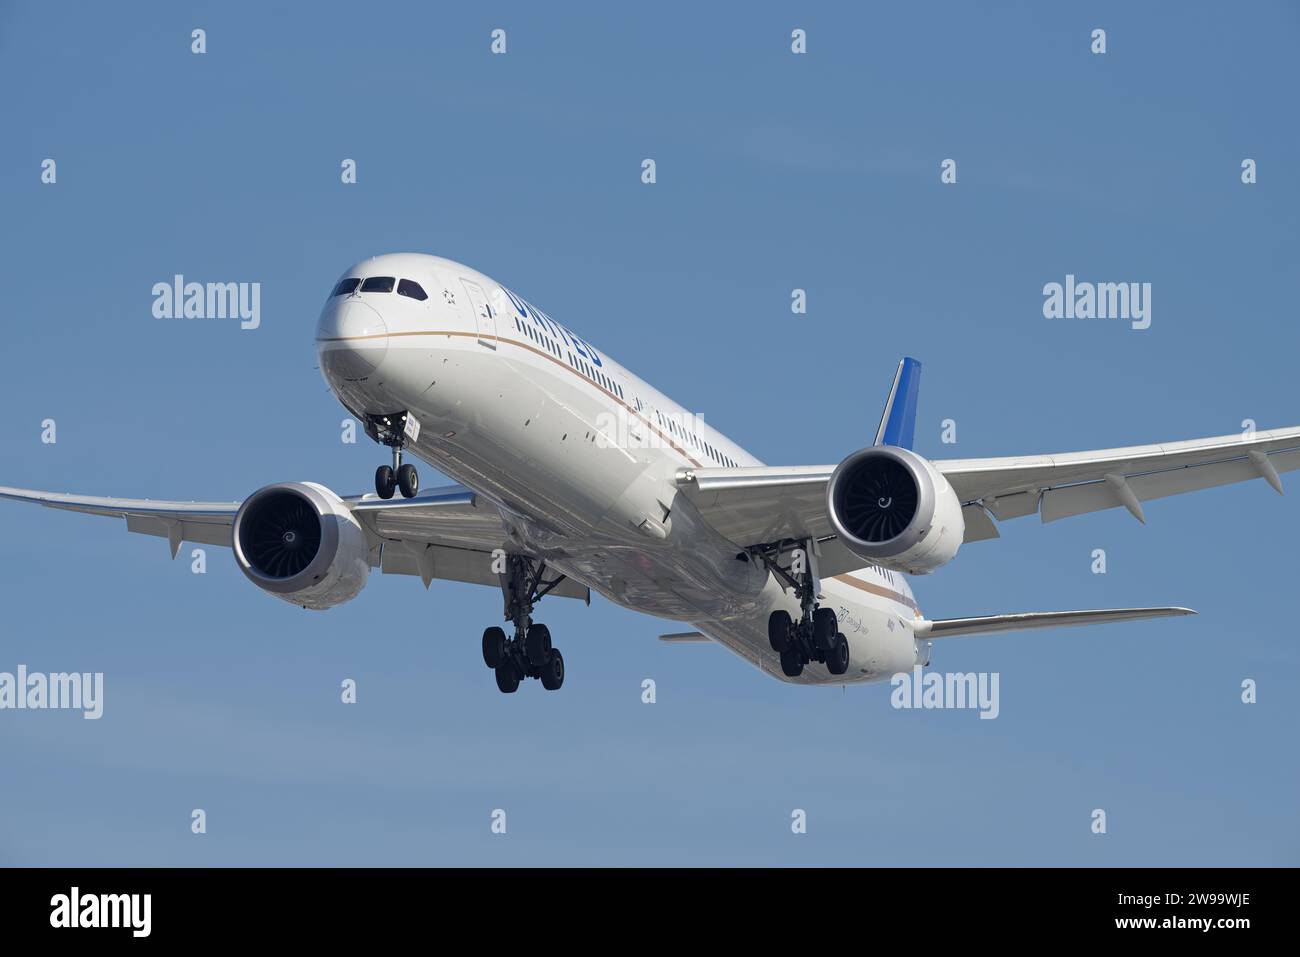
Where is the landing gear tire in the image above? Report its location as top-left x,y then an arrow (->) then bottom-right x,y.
397,463 -> 419,499
375,465 -> 396,499
541,648 -> 565,691
826,632 -> 850,676
760,538 -> 835,675
525,623 -> 552,668
367,413 -> 416,500
482,626 -> 507,669
488,555 -> 574,693
813,607 -> 839,651
767,610 -> 792,652
494,662 -> 520,694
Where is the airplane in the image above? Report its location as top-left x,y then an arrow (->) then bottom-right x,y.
3,252 -> 1297,694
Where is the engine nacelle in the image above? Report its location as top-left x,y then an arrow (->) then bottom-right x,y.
826,446 -> 964,575
232,482 -> 371,609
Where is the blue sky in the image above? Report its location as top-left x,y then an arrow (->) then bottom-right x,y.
1,1 -> 1297,865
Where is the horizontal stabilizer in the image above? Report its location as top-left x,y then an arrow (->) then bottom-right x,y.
914,606 -> 1195,640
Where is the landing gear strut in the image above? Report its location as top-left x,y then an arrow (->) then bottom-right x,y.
366,412 -> 419,499
761,539 -> 850,678
483,554 -> 570,693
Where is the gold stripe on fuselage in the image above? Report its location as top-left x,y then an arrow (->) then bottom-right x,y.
831,573 -> 922,617
317,329 -> 705,469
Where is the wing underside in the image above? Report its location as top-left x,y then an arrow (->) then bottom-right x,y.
0,483 -> 587,599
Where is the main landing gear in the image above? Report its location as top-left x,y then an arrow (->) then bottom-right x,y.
482,554 -> 570,694
761,540 -> 850,678
366,412 -> 419,499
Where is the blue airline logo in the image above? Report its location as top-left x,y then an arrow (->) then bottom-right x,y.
500,287 -> 603,367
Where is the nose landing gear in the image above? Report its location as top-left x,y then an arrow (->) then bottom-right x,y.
365,412 -> 420,499
374,448 -> 418,499
483,554 -> 571,693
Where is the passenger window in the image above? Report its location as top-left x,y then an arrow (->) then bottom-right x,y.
360,276 -> 395,293
332,278 -> 361,296
397,279 -> 428,301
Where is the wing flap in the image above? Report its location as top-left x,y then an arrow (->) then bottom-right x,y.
124,514 -> 233,548
658,631 -> 711,642
960,504 -> 1000,542
379,541 -> 589,600
350,487 -> 509,551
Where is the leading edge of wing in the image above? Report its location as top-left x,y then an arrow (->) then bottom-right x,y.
914,606 -> 1196,640
0,485 -> 240,522
0,482 -> 476,520
347,485 -> 477,512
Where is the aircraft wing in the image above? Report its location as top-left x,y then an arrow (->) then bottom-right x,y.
675,425 -> 1300,576
934,426 -> 1300,528
673,464 -> 847,561
0,483 -> 589,600
0,486 -> 243,551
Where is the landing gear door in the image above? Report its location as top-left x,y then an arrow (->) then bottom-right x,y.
461,279 -> 496,349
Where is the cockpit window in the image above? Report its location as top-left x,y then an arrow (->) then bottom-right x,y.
360,276 -> 395,293
332,277 -> 361,296
397,278 -> 428,301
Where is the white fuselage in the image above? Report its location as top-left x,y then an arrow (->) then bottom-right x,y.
317,254 -> 925,684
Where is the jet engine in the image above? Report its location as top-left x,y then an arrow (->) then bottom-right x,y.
825,446 -> 964,575
232,482 -> 371,609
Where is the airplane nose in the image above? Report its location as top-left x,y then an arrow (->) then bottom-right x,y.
316,298 -> 388,381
